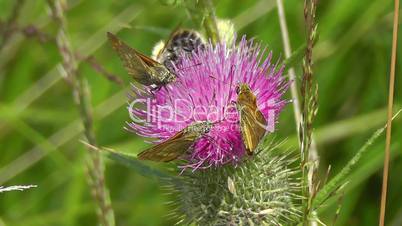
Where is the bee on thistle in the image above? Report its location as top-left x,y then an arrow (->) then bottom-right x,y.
154,28 -> 205,73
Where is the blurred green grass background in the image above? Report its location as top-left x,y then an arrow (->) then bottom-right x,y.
0,0 -> 401,225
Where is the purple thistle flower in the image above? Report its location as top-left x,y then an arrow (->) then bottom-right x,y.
128,36 -> 289,169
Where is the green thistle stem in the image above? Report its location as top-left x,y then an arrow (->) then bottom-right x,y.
183,0 -> 220,44
199,0 -> 220,43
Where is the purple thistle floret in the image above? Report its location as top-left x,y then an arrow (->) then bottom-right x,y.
128,36 -> 289,169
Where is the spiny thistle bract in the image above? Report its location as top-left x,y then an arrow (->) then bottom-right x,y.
129,36 -> 289,169
164,141 -> 302,225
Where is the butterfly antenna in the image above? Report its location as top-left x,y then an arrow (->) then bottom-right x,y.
207,89 -> 217,107
176,62 -> 202,72
226,65 -> 237,104
209,74 -> 228,85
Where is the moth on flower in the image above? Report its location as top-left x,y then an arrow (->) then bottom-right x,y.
137,121 -> 213,162
129,35 -> 289,169
108,29 -> 204,90
235,83 -> 267,155
107,32 -> 175,88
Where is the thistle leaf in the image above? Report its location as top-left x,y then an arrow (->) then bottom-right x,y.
104,149 -> 177,182
83,142 -> 179,183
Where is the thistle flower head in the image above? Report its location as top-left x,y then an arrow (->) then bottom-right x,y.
129,36 -> 288,169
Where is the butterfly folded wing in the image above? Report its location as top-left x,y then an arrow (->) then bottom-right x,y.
107,32 -> 160,85
239,104 -> 267,155
137,132 -> 195,162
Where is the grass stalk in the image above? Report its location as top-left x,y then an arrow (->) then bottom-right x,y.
47,1 -> 115,225
276,0 -> 302,128
0,4 -> 141,138
0,0 -> 26,52
379,0 -> 399,225
0,89 -> 127,185
300,0 -> 319,225
275,0 -> 319,161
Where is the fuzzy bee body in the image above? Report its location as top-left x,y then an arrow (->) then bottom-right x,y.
156,29 -> 205,73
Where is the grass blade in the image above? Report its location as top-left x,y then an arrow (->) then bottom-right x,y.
312,110 -> 402,209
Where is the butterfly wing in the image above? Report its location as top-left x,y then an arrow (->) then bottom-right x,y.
133,49 -> 162,67
137,131 -> 196,162
236,84 -> 268,155
107,32 -> 161,85
239,105 -> 267,155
